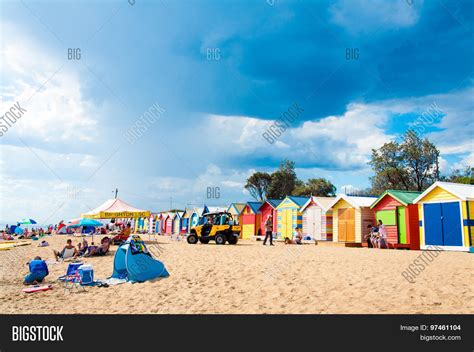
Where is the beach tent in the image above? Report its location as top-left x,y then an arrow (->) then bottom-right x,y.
276,196 -> 310,239
413,182 -> 474,252
82,198 -> 150,219
241,202 -> 263,239
329,195 -> 376,244
301,196 -> 336,241
228,203 -> 246,225
10,225 -> 23,235
258,199 -> 281,237
111,235 -> 169,282
370,190 -> 421,250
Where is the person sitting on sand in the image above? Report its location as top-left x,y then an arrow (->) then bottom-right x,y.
24,256 -> 49,285
53,239 -> 78,261
119,223 -> 132,238
77,238 -> 89,256
294,227 -> 303,244
85,238 -> 110,256
285,227 -> 304,244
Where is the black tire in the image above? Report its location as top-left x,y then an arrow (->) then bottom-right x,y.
187,234 -> 198,244
228,235 -> 238,245
215,234 -> 226,245
199,238 -> 210,244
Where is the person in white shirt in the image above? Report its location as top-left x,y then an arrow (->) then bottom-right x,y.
377,220 -> 388,249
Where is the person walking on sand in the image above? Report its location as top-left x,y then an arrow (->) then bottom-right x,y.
263,215 -> 274,246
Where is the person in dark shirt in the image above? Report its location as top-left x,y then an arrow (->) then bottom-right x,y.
263,215 -> 274,246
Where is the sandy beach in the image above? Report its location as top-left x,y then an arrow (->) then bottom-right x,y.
0,235 -> 472,314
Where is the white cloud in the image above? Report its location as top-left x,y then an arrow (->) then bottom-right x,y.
146,164 -> 252,209
204,102 -> 395,170
329,0 -> 422,34
0,22 -> 99,142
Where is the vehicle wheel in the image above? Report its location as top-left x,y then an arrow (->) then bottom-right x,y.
187,234 -> 198,244
228,236 -> 238,245
215,234 -> 226,245
199,238 -> 210,244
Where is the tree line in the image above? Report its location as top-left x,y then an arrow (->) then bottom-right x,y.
245,129 -> 473,202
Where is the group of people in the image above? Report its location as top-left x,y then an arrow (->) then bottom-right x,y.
365,220 -> 389,249
53,237 -> 111,261
2,224 -> 50,240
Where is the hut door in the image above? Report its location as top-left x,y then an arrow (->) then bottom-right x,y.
338,208 -> 355,242
281,209 -> 293,238
424,202 -> 462,246
304,207 -> 315,238
440,202 -> 462,246
424,203 -> 443,245
314,208 -> 322,240
397,207 -> 407,244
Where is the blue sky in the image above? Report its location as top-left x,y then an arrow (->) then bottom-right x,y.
0,0 -> 472,224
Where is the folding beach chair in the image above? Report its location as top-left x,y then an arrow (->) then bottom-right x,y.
58,247 -> 76,262
62,264 -> 94,293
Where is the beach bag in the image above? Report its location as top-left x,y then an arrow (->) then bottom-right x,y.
78,264 -> 94,285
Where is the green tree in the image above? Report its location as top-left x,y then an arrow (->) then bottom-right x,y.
441,166 -> 473,184
267,159 -> 299,199
369,130 -> 440,193
244,172 -> 272,201
292,178 -> 336,197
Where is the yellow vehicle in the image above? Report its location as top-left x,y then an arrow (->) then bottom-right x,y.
187,211 -> 241,245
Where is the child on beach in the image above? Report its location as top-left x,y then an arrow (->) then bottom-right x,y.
24,256 -> 49,285
77,238 -> 89,256
364,225 -> 373,248
377,220 -> 388,249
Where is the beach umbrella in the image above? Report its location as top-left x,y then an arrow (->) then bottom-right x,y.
67,218 -> 103,241
67,218 -> 103,228
17,218 -> 37,225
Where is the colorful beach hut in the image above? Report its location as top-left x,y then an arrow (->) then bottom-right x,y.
370,190 -> 421,250
329,195 -> 376,244
164,213 -> 173,235
276,196 -> 310,239
414,182 -> 474,252
181,208 -> 193,233
155,213 -> 164,234
241,202 -> 263,239
227,203 -> 246,225
189,208 -> 203,229
258,199 -> 281,237
301,196 -> 336,241
172,212 -> 182,234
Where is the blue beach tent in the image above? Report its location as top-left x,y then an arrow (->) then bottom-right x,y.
111,235 -> 169,282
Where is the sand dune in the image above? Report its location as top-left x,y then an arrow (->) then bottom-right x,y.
0,235 -> 472,314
